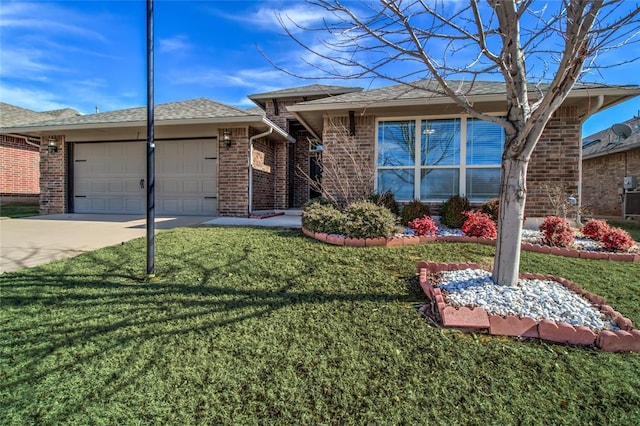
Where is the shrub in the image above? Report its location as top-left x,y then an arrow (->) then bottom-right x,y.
581,219 -> 609,241
539,216 -> 575,247
440,195 -> 471,229
480,198 -> 500,223
302,202 -> 344,234
400,199 -> 431,226
304,197 -> 334,209
602,227 -> 634,252
408,215 -> 438,236
461,211 -> 498,239
369,190 -> 400,216
342,201 -> 397,239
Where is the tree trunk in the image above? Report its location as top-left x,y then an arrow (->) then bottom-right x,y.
493,155 -> 528,287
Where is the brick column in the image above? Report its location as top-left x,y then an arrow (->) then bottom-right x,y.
526,106 -> 581,217
218,127 -> 250,216
39,135 -> 67,214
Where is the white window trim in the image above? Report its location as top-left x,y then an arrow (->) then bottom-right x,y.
374,113 -> 504,203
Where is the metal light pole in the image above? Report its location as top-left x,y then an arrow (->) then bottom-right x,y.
146,0 -> 155,276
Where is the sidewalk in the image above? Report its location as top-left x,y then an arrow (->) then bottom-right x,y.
202,210 -> 302,228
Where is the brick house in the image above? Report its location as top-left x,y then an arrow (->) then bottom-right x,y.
582,116 -> 640,217
0,103 -> 80,204
2,81 -> 639,217
288,80 -> 640,216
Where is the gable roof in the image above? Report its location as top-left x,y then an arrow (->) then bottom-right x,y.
1,98 -> 295,143
248,84 -> 363,109
6,98 -> 257,129
41,108 -> 81,119
286,79 -> 640,138
0,103 -> 81,128
582,116 -> 640,159
289,79 -> 640,109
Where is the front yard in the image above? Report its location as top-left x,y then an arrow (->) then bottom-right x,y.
1,227 -> 639,424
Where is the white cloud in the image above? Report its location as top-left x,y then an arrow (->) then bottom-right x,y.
0,85 -> 71,112
0,2 -> 107,42
212,3 -> 331,33
159,35 -> 192,53
0,48 -> 69,79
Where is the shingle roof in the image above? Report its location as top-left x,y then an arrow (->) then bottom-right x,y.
8,98 -> 259,128
41,108 -> 81,119
0,102 -> 60,127
248,84 -> 362,101
292,79 -> 634,106
582,116 -> 640,158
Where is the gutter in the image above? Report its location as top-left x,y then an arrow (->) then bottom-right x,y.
248,128 -> 273,216
5,133 -> 40,149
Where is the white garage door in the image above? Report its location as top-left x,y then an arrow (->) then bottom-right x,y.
73,139 -> 218,215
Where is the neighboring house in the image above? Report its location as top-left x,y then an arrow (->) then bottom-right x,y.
0,103 -> 80,204
582,116 -> 640,217
1,81 -> 639,217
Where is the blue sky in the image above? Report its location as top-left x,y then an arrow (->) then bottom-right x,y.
0,0 -> 638,136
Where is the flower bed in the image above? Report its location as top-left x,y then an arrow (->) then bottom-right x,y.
417,261 -> 640,352
300,227 -> 640,262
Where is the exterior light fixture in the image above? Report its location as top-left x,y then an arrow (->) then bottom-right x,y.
223,129 -> 231,147
48,136 -> 58,154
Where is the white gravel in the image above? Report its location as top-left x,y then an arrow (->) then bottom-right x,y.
439,268 -> 619,332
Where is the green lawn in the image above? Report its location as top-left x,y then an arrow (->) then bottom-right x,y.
0,202 -> 40,218
1,227 -> 639,425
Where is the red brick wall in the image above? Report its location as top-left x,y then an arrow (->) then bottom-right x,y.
582,147 -> 640,217
321,114 -> 376,206
265,98 -> 312,208
526,105 -> 581,217
251,138 -> 276,211
0,135 -> 40,197
274,142 -> 288,209
218,127 -> 250,216
39,135 -> 67,214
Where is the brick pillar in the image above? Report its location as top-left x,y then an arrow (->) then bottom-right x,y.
218,127 -> 249,216
526,106 -> 581,217
39,135 -> 67,214
274,142 -> 289,209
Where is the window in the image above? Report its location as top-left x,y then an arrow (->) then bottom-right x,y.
376,117 -> 504,202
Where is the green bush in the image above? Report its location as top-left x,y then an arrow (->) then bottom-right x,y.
302,202 -> 344,234
343,201 -> 397,238
440,195 -> 471,229
400,199 -> 431,226
481,198 -> 500,223
304,197 -> 334,209
369,190 -> 400,216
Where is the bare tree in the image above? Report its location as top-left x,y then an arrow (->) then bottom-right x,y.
272,0 -> 640,286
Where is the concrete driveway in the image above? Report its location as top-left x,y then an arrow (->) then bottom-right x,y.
0,214 -> 212,273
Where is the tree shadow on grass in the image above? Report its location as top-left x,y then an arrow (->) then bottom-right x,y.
0,239 -> 422,422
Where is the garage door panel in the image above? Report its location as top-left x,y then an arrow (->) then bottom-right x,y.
74,142 -> 146,214
74,139 -> 217,215
156,139 -> 218,215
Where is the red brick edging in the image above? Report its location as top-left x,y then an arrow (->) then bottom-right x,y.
417,261 -> 640,352
300,227 -> 640,262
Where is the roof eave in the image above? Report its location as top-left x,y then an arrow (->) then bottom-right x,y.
0,115 -> 276,135
583,141 -> 640,160
261,116 -> 296,143
287,86 -> 640,113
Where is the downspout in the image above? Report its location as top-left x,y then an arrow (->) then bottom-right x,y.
577,94 -> 605,225
248,128 -> 273,216
6,133 -> 41,149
